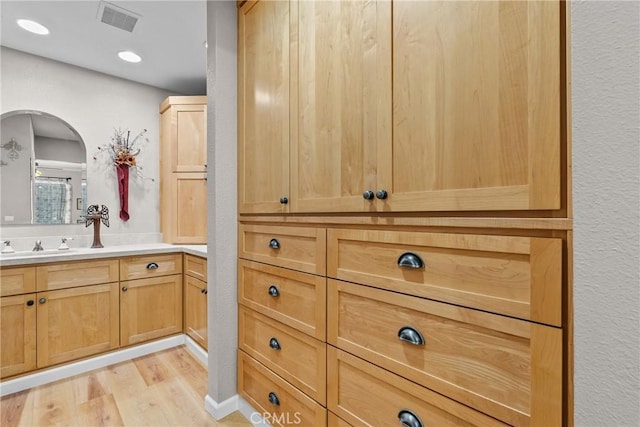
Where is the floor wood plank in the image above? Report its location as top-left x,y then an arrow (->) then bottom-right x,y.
76,393 -> 124,427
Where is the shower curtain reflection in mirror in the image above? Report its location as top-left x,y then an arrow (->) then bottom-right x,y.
34,176 -> 72,224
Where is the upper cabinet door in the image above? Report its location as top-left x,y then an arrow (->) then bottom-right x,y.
238,0 -> 291,213
169,102 -> 207,173
384,0 -> 562,212
290,0 -> 391,213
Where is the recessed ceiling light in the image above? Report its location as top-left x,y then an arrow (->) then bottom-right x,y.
17,19 -> 50,35
118,50 -> 142,63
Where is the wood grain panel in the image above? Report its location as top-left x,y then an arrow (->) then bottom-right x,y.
238,306 -> 326,405
1,294 -> 36,378
120,275 -> 182,346
173,106 -> 207,173
0,267 -> 36,297
120,253 -> 183,281
238,260 -> 326,340
327,280 -> 562,426
238,0 -> 290,213
184,275 -> 208,350
387,0 -> 561,212
327,229 -> 562,325
36,283 -> 119,368
238,351 -> 326,427
36,259 -> 119,291
327,347 -> 508,427
174,173 -> 208,244
290,0 -> 390,213
238,224 -> 326,275
184,254 -> 207,281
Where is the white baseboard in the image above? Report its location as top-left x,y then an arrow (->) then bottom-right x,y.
0,335 -> 185,397
185,336 -> 208,366
238,395 -> 271,426
205,394 -> 270,426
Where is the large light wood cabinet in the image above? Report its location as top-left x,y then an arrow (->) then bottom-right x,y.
160,96 -> 208,243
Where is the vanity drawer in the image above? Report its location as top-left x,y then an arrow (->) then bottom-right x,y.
184,254 -> 207,281
0,266 -> 36,296
36,259 -> 119,291
328,347 -> 508,427
238,260 -> 326,340
239,224 -> 326,275
239,306 -> 326,405
327,280 -> 562,427
238,351 -> 327,427
120,253 -> 182,280
327,229 -> 562,326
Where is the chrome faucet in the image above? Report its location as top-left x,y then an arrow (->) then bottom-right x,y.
2,240 -> 15,254
33,240 -> 44,251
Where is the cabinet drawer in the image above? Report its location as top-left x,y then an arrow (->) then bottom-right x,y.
327,229 -> 562,325
36,259 -> 119,291
328,280 -> 562,427
184,254 -> 207,281
239,306 -> 326,405
238,260 -> 326,340
239,224 -> 326,275
0,266 -> 36,296
328,347 -> 508,427
120,253 -> 182,280
238,351 -> 327,427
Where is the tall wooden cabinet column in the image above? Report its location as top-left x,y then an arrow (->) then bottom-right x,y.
238,0 -> 571,426
160,96 -> 208,243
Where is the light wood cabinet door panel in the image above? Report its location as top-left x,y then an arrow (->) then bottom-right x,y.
171,173 -> 207,244
238,0 -> 290,213
36,259 -> 119,291
290,0 -> 391,213
238,224 -> 326,275
238,260 -> 326,340
1,294 -> 36,378
386,0 -> 562,211
120,275 -> 182,346
327,228 -> 562,326
184,275 -> 208,350
160,96 -> 207,173
328,347 -> 508,427
0,266 -> 35,297
327,280 -> 562,427
184,254 -> 207,281
238,351 -> 327,427
120,253 -> 183,281
36,283 -> 119,368
239,306 -> 326,405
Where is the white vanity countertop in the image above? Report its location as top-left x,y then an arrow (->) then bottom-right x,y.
0,243 -> 207,266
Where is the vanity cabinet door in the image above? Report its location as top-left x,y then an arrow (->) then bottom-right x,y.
120,275 -> 183,346
164,173 -> 207,244
36,284 -> 119,369
1,294 -> 36,378
184,275 -> 208,350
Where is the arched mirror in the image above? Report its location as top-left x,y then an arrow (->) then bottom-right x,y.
1,110 -> 87,225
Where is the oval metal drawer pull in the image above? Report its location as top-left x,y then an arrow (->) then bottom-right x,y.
268,238 -> 280,249
268,391 -> 280,406
268,285 -> 280,297
269,337 -> 281,350
397,326 -> 425,346
397,252 -> 425,269
398,409 -> 423,427
146,262 -> 159,270
26,300 -> 35,307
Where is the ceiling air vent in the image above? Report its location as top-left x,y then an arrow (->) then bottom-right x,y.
97,1 -> 141,33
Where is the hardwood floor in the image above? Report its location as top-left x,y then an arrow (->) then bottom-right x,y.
1,346 -> 251,427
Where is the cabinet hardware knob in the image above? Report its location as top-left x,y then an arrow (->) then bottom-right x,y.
201,288 -> 206,294
269,337 -> 281,350
397,326 -> 425,346
38,297 -> 47,304
268,285 -> 280,297
203,289 -> 208,295
397,252 -> 425,269
363,190 -> 375,200
204,163 -> 207,168
398,409 -> 423,427
268,238 -> 280,249
122,286 -> 128,292
375,189 -> 388,200
204,177 -> 208,181
279,196 -> 288,204
268,391 -> 280,406
146,262 -> 159,270
26,300 -> 35,306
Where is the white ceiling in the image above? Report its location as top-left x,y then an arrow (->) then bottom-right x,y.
0,0 -> 207,95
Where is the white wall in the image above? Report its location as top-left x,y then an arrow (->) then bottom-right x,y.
573,1 -> 640,425
0,47 -> 173,249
